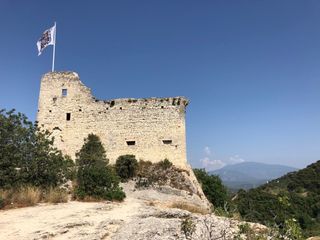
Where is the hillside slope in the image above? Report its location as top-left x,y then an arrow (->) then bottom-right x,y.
234,160 -> 320,237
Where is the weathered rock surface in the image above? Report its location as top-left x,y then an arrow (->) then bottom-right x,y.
0,181 -> 261,240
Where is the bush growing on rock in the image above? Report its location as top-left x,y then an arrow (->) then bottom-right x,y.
75,134 -> 125,201
157,158 -> 173,170
181,217 -> 196,239
193,168 -> 228,208
115,154 -> 138,182
136,160 -> 153,176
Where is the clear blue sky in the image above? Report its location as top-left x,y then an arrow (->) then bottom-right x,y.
1,0 -> 320,170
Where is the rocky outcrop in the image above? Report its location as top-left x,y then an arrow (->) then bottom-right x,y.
134,163 -> 212,212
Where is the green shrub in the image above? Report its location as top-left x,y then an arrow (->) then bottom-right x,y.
20,145 -> 75,189
238,223 -> 251,234
105,186 -> 126,201
75,134 -> 125,201
115,155 -> 138,181
76,165 -> 125,200
283,218 -> 303,240
193,168 -> 228,208
0,109 -> 74,189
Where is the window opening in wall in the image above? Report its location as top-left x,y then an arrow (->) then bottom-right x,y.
62,89 -> 68,96
162,140 -> 172,144
49,110 -> 52,113
126,141 -> 136,146
79,109 -> 82,112
120,107 -> 122,110
66,113 -> 71,121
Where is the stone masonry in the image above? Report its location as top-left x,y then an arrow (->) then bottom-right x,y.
37,72 -> 189,167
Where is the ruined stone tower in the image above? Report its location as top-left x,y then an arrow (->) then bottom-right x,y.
37,72 -> 189,167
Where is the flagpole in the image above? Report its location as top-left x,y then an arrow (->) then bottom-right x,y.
52,22 -> 56,72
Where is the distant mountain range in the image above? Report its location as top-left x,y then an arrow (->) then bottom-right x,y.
209,162 -> 298,190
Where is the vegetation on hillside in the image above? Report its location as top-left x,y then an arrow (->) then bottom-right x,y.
234,160 -> 320,238
135,159 -> 196,194
0,109 -> 128,208
193,168 -> 228,209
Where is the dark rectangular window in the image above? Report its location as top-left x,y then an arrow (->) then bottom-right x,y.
162,140 -> 172,144
62,89 -> 68,96
126,141 -> 135,146
66,113 -> 71,121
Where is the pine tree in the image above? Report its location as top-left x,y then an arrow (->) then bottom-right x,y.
75,134 -> 125,201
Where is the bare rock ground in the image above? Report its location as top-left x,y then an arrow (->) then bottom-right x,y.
0,181 -> 256,240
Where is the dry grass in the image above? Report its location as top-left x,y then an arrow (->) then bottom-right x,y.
44,188 -> 68,203
12,186 -> 41,207
0,186 -> 70,209
0,187 -> 42,209
169,201 -> 209,215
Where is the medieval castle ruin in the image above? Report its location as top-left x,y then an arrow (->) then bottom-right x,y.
37,72 -> 189,167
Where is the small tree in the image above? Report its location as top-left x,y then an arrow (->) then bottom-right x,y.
75,134 -> 125,201
75,134 -> 108,167
115,155 -> 138,181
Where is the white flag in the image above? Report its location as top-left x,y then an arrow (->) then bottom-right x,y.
37,24 -> 56,56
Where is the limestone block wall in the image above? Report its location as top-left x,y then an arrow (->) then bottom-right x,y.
37,72 -> 189,167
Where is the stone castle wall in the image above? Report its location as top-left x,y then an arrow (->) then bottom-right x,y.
37,72 -> 188,167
